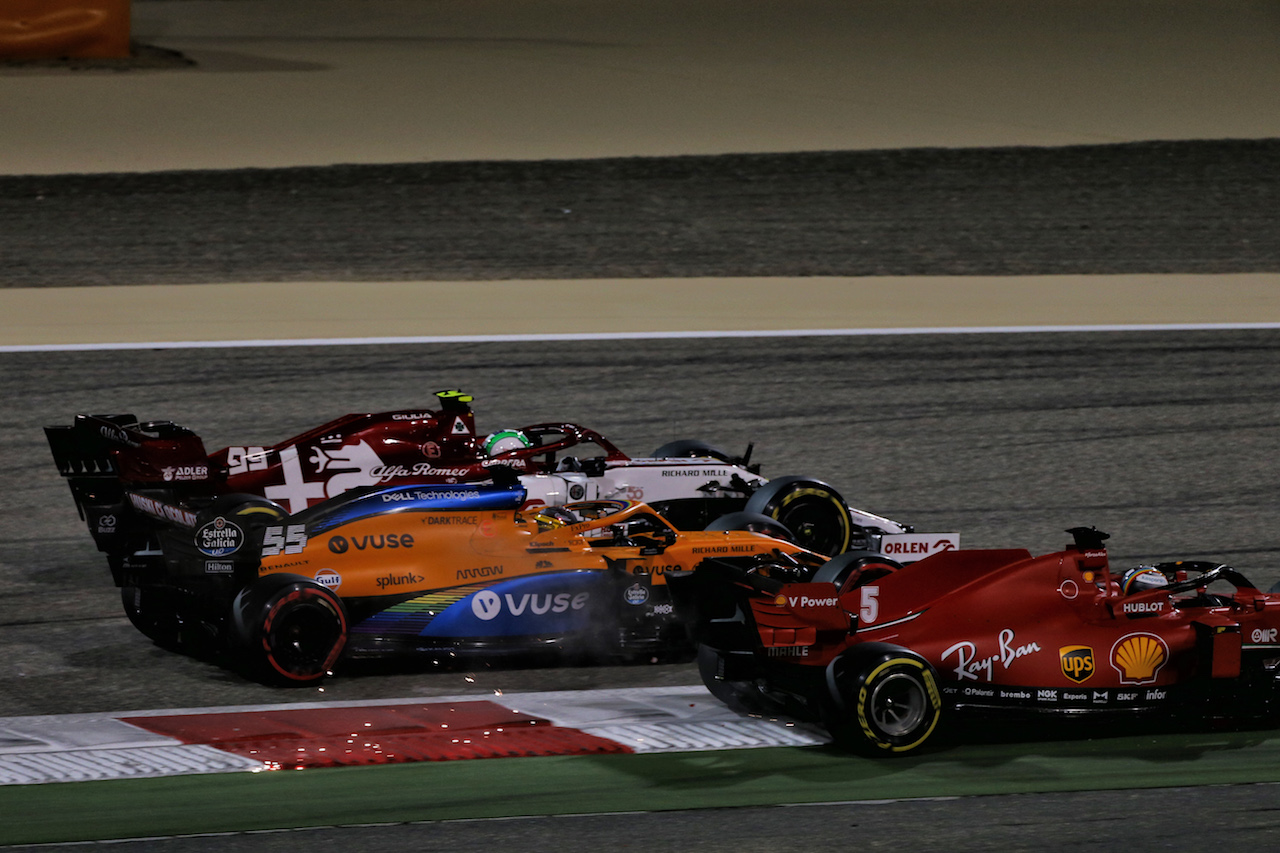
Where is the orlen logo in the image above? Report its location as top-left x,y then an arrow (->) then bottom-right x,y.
470,590 -> 590,621
314,569 -> 342,591
881,538 -> 956,556
1060,645 -> 1095,683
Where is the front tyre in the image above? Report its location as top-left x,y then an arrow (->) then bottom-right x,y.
231,577 -> 347,685
704,511 -> 794,541
745,476 -> 854,556
825,645 -> 943,755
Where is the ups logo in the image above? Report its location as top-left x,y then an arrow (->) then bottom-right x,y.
1060,645 -> 1096,683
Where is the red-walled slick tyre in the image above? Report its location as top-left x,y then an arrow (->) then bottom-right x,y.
231,576 -> 347,685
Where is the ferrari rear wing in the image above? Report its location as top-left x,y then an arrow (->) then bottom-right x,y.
669,555 -> 789,652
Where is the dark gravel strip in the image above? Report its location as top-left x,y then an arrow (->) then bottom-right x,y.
2,138 -> 1277,286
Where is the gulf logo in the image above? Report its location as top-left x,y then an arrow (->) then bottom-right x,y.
314,569 -> 342,591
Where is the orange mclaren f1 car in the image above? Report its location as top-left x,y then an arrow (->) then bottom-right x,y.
128,480 -> 823,683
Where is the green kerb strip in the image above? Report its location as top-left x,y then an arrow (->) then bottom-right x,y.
4,728 -> 1280,845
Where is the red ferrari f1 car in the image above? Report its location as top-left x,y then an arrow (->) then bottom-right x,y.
672,528 -> 1280,754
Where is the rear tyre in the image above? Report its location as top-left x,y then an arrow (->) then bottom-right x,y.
201,493 -> 288,519
824,645 -> 943,755
812,551 -> 903,590
122,585 -> 224,657
745,476 -> 854,556
696,643 -> 770,714
121,585 -> 182,651
651,439 -> 733,462
231,577 -> 347,685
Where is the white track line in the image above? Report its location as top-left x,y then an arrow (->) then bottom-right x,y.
7,322 -> 1280,353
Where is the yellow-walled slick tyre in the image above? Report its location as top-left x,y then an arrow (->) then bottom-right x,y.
745,476 -> 853,556
825,644 -> 944,755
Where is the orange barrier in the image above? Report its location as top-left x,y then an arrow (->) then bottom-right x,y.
0,0 -> 130,60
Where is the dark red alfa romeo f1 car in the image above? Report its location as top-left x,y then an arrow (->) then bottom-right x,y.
672,528 -> 1280,755
45,390 -> 955,596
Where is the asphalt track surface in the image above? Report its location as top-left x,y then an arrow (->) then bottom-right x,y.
8,329 -> 1280,847
3,139 -> 1279,286
5,140 -> 1280,846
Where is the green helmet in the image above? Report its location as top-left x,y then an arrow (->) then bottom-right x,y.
482,429 -> 533,455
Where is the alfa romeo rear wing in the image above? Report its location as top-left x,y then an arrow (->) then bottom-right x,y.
45,413 -> 146,520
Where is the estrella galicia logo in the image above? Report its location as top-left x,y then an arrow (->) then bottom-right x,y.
624,583 -> 650,606
1060,645 -> 1096,683
195,516 -> 243,557
328,536 -> 349,554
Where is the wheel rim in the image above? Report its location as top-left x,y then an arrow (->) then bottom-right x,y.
266,594 -> 344,678
868,671 -> 928,737
775,492 -> 850,555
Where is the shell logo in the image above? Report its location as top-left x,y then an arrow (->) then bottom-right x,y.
1110,633 -> 1168,684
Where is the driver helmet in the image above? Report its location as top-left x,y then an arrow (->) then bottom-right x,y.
482,429 -> 533,455
1120,566 -> 1169,594
533,505 -> 582,530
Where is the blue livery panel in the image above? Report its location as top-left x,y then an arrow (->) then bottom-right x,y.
307,482 -> 526,533
430,571 -> 605,637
